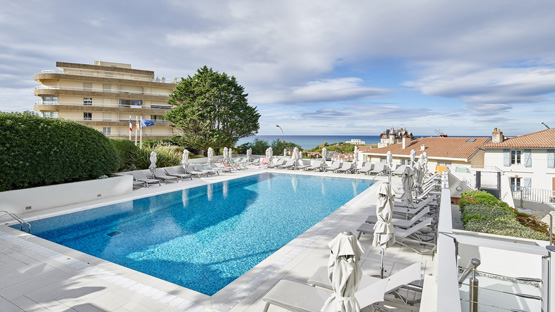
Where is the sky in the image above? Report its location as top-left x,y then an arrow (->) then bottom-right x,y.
1,0 -> 554,137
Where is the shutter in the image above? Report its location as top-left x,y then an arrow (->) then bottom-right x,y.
548,150 -> 555,168
503,149 -> 510,167
524,149 -> 532,167
522,178 -> 531,196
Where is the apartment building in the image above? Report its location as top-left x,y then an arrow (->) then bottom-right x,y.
34,61 -> 180,138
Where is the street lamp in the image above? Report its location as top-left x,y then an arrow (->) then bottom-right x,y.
276,124 -> 284,141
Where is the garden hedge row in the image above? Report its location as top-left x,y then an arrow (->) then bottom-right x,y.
0,112 -> 119,191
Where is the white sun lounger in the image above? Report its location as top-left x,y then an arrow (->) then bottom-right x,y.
357,162 -> 374,174
262,276 -> 388,312
304,160 -> 322,171
335,162 -> 353,173
153,168 -> 179,183
164,167 -> 193,181
324,161 -> 341,172
357,218 -> 436,254
369,162 -> 386,175
366,206 -> 431,229
131,171 -> 161,187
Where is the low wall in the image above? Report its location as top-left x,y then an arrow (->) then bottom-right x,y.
0,175 -> 133,216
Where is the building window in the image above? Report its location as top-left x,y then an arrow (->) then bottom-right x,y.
83,83 -> 93,91
151,115 -> 165,122
102,127 -> 111,136
42,96 -> 58,104
83,98 -> 92,106
511,150 -> 521,165
103,84 -> 111,92
43,112 -> 58,118
83,112 -> 92,121
119,99 -> 143,107
438,161 -> 452,167
380,157 -> 386,163
510,177 -> 521,191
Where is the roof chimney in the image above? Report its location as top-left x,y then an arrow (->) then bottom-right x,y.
402,135 -> 411,149
420,144 -> 425,151
492,128 -> 504,143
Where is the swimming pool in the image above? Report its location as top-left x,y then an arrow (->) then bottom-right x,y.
24,172 -> 373,295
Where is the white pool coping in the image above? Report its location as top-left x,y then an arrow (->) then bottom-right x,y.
0,168 -> 433,311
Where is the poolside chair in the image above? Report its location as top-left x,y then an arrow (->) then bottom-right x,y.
354,162 -> 365,173
196,164 -> 218,176
229,159 -> 247,170
323,161 -> 341,172
357,162 -> 374,174
367,206 -> 431,229
292,159 -> 309,170
211,162 -> 231,173
369,162 -> 386,175
164,167 -> 193,181
267,158 -> 285,169
184,166 -> 204,178
357,218 -> 436,254
335,162 -> 353,173
262,276 -> 388,312
392,165 -> 409,176
153,168 -> 179,183
304,160 -> 322,171
278,159 -> 295,169
130,171 -> 161,187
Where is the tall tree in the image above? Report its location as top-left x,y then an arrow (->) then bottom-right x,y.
165,66 -> 260,153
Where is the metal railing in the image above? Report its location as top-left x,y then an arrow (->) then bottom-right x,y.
459,266 -> 543,312
34,86 -> 171,97
513,187 -> 555,205
0,211 -> 31,233
34,102 -> 172,110
40,69 -> 173,83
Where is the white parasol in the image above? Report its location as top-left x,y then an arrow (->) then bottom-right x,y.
321,147 -> 328,171
223,147 -> 229,162
372,182 -> 395,278
321,232 -> 365,312
207,147 -> 214,163
149,151 -> 157,175
181,149 -> 189,169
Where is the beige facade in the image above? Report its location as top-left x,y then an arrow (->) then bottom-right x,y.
34,61 -> 180,138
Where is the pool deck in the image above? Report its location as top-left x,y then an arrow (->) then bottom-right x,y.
0,167 -> 434,312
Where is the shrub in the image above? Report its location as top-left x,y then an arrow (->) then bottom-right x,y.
459,190 -> 499,209
130,145 -> 182,169
0,112 -> 119,191
110,138 -> 140,171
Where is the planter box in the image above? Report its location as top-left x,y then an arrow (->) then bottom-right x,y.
0,175 -> 133,215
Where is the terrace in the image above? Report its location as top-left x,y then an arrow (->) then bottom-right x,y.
0,158 -> 553,311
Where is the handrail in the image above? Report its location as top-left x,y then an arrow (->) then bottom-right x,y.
0,211 -> 31,233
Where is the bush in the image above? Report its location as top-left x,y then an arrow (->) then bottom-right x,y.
459,190 -> 553,241
110,138 -> 140,171
0,112 -> 119,191
130,145 -> 182,169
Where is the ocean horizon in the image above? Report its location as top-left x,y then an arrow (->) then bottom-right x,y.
236,135 -> 382,149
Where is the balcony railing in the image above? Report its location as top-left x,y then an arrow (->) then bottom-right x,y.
34,102 -> 172,110
34,86 -> 171,97
59,117 -> 170,124
40,69 -> 173,84
513,187 -> 555,205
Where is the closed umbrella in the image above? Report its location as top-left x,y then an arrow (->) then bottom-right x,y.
227,147 -> 233,161
181,149 -> 189,169
353,146 -> 359,167
284,148 -> 287,157
207,147 -> 214,163
321,232 -> 365,312
409,149 -> 416,169
386,150 -> 393,183
400,166 -> 414,207
223,147 -> 229,162
321,147 -> 328,171
149,151 -> 157,175
413,160 -> 423,195
292,147 -> 299,169
372,182 -> 395,278
267,147 -> 273,161
421,152 -> 429,176
246,148 -> 252,162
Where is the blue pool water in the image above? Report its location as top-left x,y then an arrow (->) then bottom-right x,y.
24,173 -> 373,295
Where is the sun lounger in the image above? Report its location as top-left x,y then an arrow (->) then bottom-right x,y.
229,159 -> 247,170
152,168 -> 179,183
184,166 -> 205,178
211,163 -> 231,173
366,206 -> 431,229
304,160 -> 322,171
392,165 -> 410,176
369,162 -> 386,175
196,164 -> 218,176
292,159 -> 309,170
262,276 -> 388,312
278,159 -> 295,169
357,218 -> 436,254
130,171 -> 161,187
268,158 -> 285,169
323,161 -> 341,172
164,167 -> 193,181
335,162 -> 353,173
357,162 -> 374,174
308,263 -> 422,300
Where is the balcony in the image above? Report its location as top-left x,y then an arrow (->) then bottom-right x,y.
39,69 -> 173,84
34,86 -> 170,97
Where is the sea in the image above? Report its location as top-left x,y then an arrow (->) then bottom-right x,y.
236,135 -> 381,150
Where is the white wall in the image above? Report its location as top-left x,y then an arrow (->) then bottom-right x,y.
485,149 -> 555,190
0,175 -> 133,215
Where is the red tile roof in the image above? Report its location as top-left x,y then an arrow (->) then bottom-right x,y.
363,137 -> 490,160
481,129 -> 555,148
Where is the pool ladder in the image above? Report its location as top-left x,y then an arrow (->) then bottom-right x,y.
0,210 -> 31,233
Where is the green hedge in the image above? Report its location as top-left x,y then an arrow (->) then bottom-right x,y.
109,139 -> 182,171
460,190 -> 551,241
0,112 -> 119,191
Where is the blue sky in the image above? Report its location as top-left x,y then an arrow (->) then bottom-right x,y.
1,0 -> 554,137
